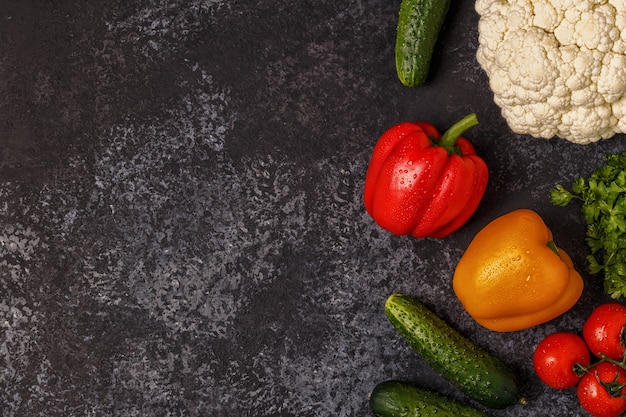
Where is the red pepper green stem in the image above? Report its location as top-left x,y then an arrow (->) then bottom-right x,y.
439,113 -> 479,155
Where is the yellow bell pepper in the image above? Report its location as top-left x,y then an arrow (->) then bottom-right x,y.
453,209 -> 584,332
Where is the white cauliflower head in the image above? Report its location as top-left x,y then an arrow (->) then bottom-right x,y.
476,0 -> 626,143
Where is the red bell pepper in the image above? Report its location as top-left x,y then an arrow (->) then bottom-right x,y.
363,113 -> 488,238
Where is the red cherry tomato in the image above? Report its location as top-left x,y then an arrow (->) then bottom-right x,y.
583,303 -> 626,360
533,332 -> 591,389
577,362 -> 626,417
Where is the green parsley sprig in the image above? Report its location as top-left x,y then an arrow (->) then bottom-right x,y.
550,151 -> 626,299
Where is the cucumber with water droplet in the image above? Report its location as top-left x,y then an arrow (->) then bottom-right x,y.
395,0 -> 450,86
369,380 -> 490,417
384,294 -> 522,409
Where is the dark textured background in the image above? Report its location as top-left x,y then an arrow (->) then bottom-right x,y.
2,1 -> 626,416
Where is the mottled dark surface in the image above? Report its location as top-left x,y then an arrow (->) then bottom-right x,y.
2,1 -> 626,416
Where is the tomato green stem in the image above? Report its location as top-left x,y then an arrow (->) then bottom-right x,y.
439,113 -> 479,154
597,368 -> 626,398
598,355 -> 626,370
575,355 -> 626,398
574,362 -> 588,377
576,354 -> 626,375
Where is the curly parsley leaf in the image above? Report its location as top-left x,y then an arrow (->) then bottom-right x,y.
550,151 -> 626,300
550,184 -> 577,206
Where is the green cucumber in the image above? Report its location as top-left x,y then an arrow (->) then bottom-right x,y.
395,0 -> 450,86
369,380 -> 491,417
385,294 -> 522,409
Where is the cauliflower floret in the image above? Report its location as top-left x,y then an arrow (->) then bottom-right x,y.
597,52 -> 626,102
612,95 -> 626,132
506,0 -> 534,30
533,0 -> 562,32
507,29 -> 561,94
500,102 -> 561,138
574,4 -> 619,52
560,106 -> 617,140
476,0 -> 626,143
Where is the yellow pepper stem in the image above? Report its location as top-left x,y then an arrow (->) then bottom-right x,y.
547,241 -> 560,258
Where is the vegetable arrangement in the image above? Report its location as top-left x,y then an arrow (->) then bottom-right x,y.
366,2 -> 626,417
365,162 -> 626,416
475,0 -> 626,143
551,151 -> 626,299
363,114 -> 488,238
533,303 -> 626,417
364,148 -> 626,414
453,209 -> 584,332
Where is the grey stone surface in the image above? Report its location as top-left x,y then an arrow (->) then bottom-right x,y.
1,0 -> 625,416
